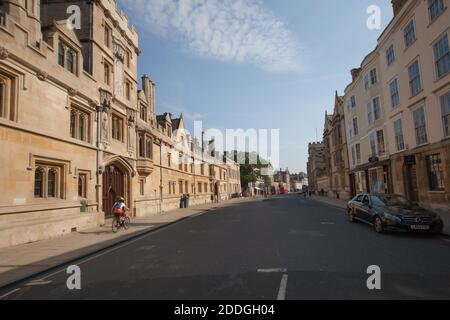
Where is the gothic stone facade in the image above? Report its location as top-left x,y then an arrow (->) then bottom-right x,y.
0,0 -> 241,248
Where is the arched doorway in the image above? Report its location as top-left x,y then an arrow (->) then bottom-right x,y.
103,164 -> 126,218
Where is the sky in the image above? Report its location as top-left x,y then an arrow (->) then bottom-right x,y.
119,0 -> 394,173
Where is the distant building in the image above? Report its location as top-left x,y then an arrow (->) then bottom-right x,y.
307,143 -> 328,192
323,92 -> 351,199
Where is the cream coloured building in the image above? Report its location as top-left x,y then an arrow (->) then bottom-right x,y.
343,0 -> 449,213
0,0 -> 240,248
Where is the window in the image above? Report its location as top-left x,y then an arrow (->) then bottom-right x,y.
104,25 -> 111,48
34,164 -> 63,199
58,42 -> 76,74
434,33 -> 450,78
413,107 -> 428,145
364,74 -> 370,90
367,101 -> 373,125
0,72 -> 17,121
66,49 -> 75,73
167,153 -> 171,167
441,92 -> 450,137
408,60 -> 422,96
138,136 -> 145,158
198,182 -> 202,193
126,50 -> 131,68
351,146 -> 356,166
0,8 -> 5,27
179,181 -> 183,194
104,62 -> 111,85
404,20 -> 416,48
126,81 -> 131,100
111,115 -> 123,141
201,164 -> 205,175
139,179 -> 145,196
386,44 -> 396,66
390,79 -> 400,108
146,139 -> 153,159
47,169 -> 57,198
426,154 -> 444,191
370,133 -> 377,156
352,117 -> 359,135
428,0 -> 445,22
376,130 -> 385,156
69,107 -> 91,142
140,104 -> 147,122
394,118 -> 405,151
355,143 -> 361,164
58,43 -> 65,67
373,97 -> 381,121
78,173 -> 87,198
369,68 -> 378,85
0,81 -> 4,118
350,96 -> 356,108
34,168 -> 44,198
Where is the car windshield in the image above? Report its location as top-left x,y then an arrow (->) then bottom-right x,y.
373,195 -> 414,208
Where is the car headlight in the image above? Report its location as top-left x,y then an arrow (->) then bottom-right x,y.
384,213 -> 402,223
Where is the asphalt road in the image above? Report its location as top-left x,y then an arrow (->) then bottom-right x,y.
1,195 -> 450,300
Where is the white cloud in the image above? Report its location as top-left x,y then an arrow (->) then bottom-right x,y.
122,0 -> 302,73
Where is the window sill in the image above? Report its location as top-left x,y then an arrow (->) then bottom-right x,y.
427,190 -> 445,194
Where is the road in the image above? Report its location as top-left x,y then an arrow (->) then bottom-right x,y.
1,195 -> 450,300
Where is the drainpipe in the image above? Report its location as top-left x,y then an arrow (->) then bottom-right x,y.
159,139 -> 163,214
95,105 -> 102,213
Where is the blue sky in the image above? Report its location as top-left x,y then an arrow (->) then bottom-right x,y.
120,0 -> 393,172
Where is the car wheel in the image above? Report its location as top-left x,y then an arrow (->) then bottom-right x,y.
374,217 -> 384,234
348,209 -> 357,223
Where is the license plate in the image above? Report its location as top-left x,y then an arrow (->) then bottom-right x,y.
411,225 -> 430,230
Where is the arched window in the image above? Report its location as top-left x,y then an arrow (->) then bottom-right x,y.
66,49 -> 75,73
47,169 -> 57,198
70,111 -> 76,138
58,43 -> 65,67
34,168 -> 44,198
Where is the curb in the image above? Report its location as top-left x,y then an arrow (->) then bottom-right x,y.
0,214 -> 197,293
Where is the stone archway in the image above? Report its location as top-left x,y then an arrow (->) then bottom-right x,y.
102,157 -> 133,218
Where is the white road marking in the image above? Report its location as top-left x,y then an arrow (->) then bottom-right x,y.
257,268 -> 287,273
277,274 -> 289,300
0,288 -> 21,300
25,280 -> 53,286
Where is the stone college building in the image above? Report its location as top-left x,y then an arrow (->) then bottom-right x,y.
0,0 -> 241,248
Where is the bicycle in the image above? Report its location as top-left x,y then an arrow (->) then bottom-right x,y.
112,214 -> 131,233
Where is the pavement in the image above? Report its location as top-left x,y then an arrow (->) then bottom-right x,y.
1,194 -> 450,300
308,195 -> 450,237
0,197 -> 261,290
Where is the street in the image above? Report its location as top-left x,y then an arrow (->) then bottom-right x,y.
1,195 -> 450,300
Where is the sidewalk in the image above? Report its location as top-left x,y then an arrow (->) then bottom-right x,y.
309,195 -> 450,236
0,197 -> 258,289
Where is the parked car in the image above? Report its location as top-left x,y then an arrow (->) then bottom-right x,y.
347,193 -> 444,234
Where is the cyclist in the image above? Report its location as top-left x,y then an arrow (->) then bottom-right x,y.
112,196 -> 128,224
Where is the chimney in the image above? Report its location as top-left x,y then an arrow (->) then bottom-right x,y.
141,74 -> 151,102
391,0 -> 408,16
351,68 -> 361,82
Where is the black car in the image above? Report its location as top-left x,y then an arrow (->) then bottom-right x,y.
347,194 -> 444,234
